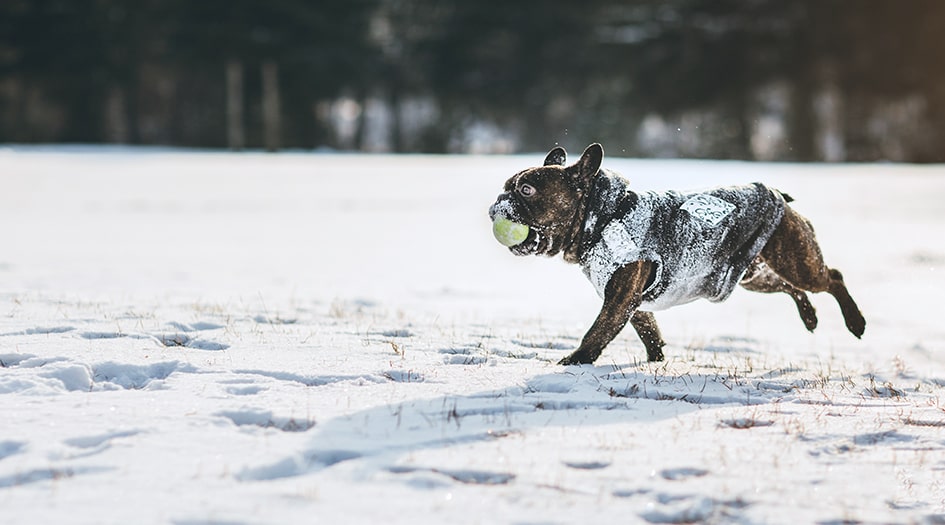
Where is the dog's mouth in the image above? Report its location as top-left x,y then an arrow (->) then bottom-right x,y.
509,227 -> 547,256
489,196 -> 552,256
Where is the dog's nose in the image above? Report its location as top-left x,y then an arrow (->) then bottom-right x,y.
490,194 -> 518,222
489,194 -> 511,220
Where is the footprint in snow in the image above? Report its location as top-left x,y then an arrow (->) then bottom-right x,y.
217,409 -> 315,433
853,430 -> 916,446
660,467 -> 709,481
0,466 -> 113,489
719,418 -> 775,429
91,361 -> 198,390
236,449 -> 362,481
226,384 -> 267,396
54,430 -> 142,459
0,326 -> 75,337
166,321 -> 224,332
75,326 -> 226,349
387,466 -> 515,485
439,347 -> 472,355
383,370 -> 424,383
640,495 -> 747,524
443,355 -> 489,365
563,460 -> 611,470
234,369 -> 383,387
0,441 -> 25,461
152,332 -> 229,351
64,430 -> 141,449
0,353 -> 37,367
79,331 -> 155,341
511,339 -> 571,350
252,315 -> 297,325
377,329 -> 413,338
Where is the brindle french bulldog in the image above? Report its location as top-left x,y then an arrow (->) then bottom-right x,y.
488,143 -> 866,365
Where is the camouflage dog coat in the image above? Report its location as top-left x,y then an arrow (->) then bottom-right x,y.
579,174 -> 787,311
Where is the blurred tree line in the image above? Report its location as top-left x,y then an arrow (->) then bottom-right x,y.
1,0 -> 943,161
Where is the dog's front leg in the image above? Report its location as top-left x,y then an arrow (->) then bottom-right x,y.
558,261 -> 653,365
630,311 -> 665,362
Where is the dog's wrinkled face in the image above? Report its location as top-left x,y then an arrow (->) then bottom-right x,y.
489,144 -> 603,258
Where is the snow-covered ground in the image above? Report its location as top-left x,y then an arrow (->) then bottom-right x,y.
1,147 -> 943,524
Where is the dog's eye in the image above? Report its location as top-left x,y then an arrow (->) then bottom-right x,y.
519,184 -> 536,197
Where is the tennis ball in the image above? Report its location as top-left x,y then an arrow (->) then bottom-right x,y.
492,216 -> 529,247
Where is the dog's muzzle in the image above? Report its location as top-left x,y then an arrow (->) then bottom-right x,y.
488,196 -> 517,222
489,195 -> 543,254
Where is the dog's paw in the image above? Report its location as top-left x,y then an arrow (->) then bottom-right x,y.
557,350 -> 595,366
557,355 -> 580,366
847,314 -> 866,339
646,348 -> 665,362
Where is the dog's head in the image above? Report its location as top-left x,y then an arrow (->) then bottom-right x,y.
489,143 -> 604,258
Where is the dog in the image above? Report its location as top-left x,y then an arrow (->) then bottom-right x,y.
488,143 -> 866,365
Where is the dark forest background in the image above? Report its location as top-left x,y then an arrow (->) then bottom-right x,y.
2,0 -> 944,161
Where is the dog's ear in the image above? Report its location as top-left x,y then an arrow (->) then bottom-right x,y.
543,146 -> 567,166
569,143 -> 603,184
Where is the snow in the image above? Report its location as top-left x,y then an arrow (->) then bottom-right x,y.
1,147 -> 944,524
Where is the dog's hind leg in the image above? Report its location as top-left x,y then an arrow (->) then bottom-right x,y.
630,311 -> 666,362
756,206 -> 866,338
740,259 -> 818,332
824,268 -> 866,338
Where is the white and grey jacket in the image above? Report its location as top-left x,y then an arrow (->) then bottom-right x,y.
578,172 -> 786,311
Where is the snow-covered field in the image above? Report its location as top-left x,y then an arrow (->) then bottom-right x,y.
1,148 -> 943,524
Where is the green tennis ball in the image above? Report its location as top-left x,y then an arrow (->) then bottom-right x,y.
492,217 -> 529,247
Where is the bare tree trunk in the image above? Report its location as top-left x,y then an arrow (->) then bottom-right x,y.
261,60 -> 281,152
813,63 -> 845,162
389,90 -> 403,153
104,86 -> 129,143
225,60 -> 245,151
352,90 -> 367,151
788,74 -> 817,161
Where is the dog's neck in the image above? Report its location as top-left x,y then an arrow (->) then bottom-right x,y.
562,169 -> 631,264
561,196 -> 589,264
